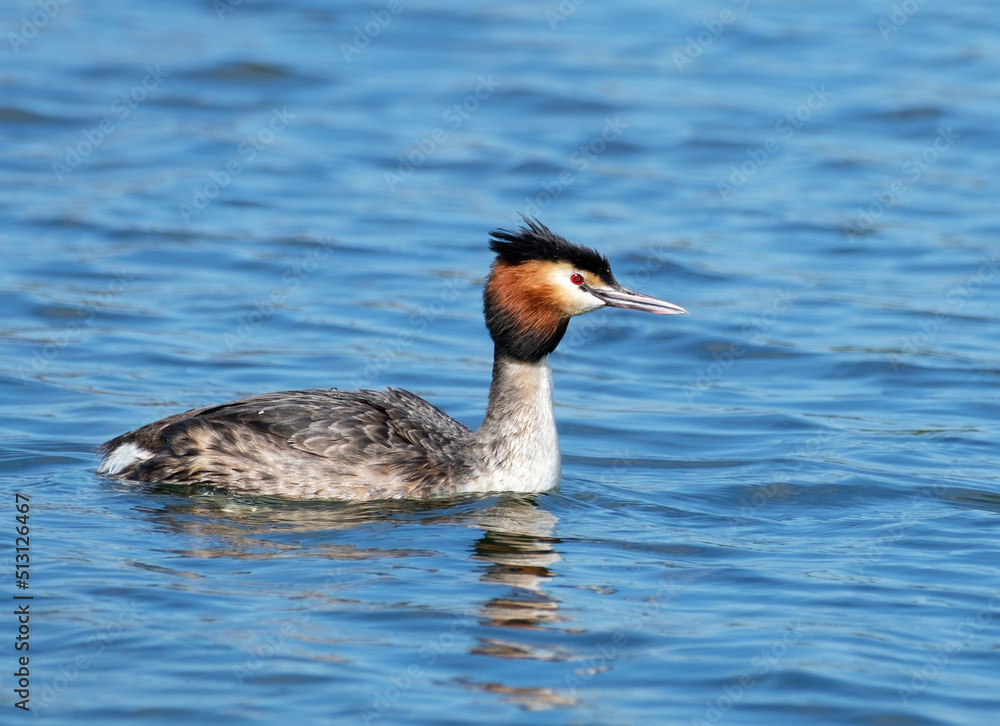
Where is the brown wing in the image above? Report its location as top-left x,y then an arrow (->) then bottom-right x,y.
99,388 -> 477,499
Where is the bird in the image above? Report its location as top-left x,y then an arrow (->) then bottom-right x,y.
98,219 -> 687,500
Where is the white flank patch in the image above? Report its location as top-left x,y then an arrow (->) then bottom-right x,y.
99,442 -> 152,475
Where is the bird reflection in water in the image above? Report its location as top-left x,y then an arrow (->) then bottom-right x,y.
461,501 -> 581,710
129,490 -> 580,711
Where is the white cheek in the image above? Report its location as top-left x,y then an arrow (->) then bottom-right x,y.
550,270 -> 605,315
572,290 -> 605,315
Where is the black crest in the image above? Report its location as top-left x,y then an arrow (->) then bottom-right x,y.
489,218 -> 615,284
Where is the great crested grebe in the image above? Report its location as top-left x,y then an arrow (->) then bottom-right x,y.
99,219 -> 687,500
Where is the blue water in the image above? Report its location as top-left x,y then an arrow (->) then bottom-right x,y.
2,0 -> 999,723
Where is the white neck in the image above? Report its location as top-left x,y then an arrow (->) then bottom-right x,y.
466,355 -> 561,493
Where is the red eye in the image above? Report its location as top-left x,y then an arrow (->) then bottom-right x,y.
570,273 -> 584,286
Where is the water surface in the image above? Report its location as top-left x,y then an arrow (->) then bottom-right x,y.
1,1 -> 998,724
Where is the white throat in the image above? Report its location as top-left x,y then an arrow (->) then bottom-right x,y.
467,356 -> 561,493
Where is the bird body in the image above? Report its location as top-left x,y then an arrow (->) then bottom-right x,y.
99,220 -> 686,500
